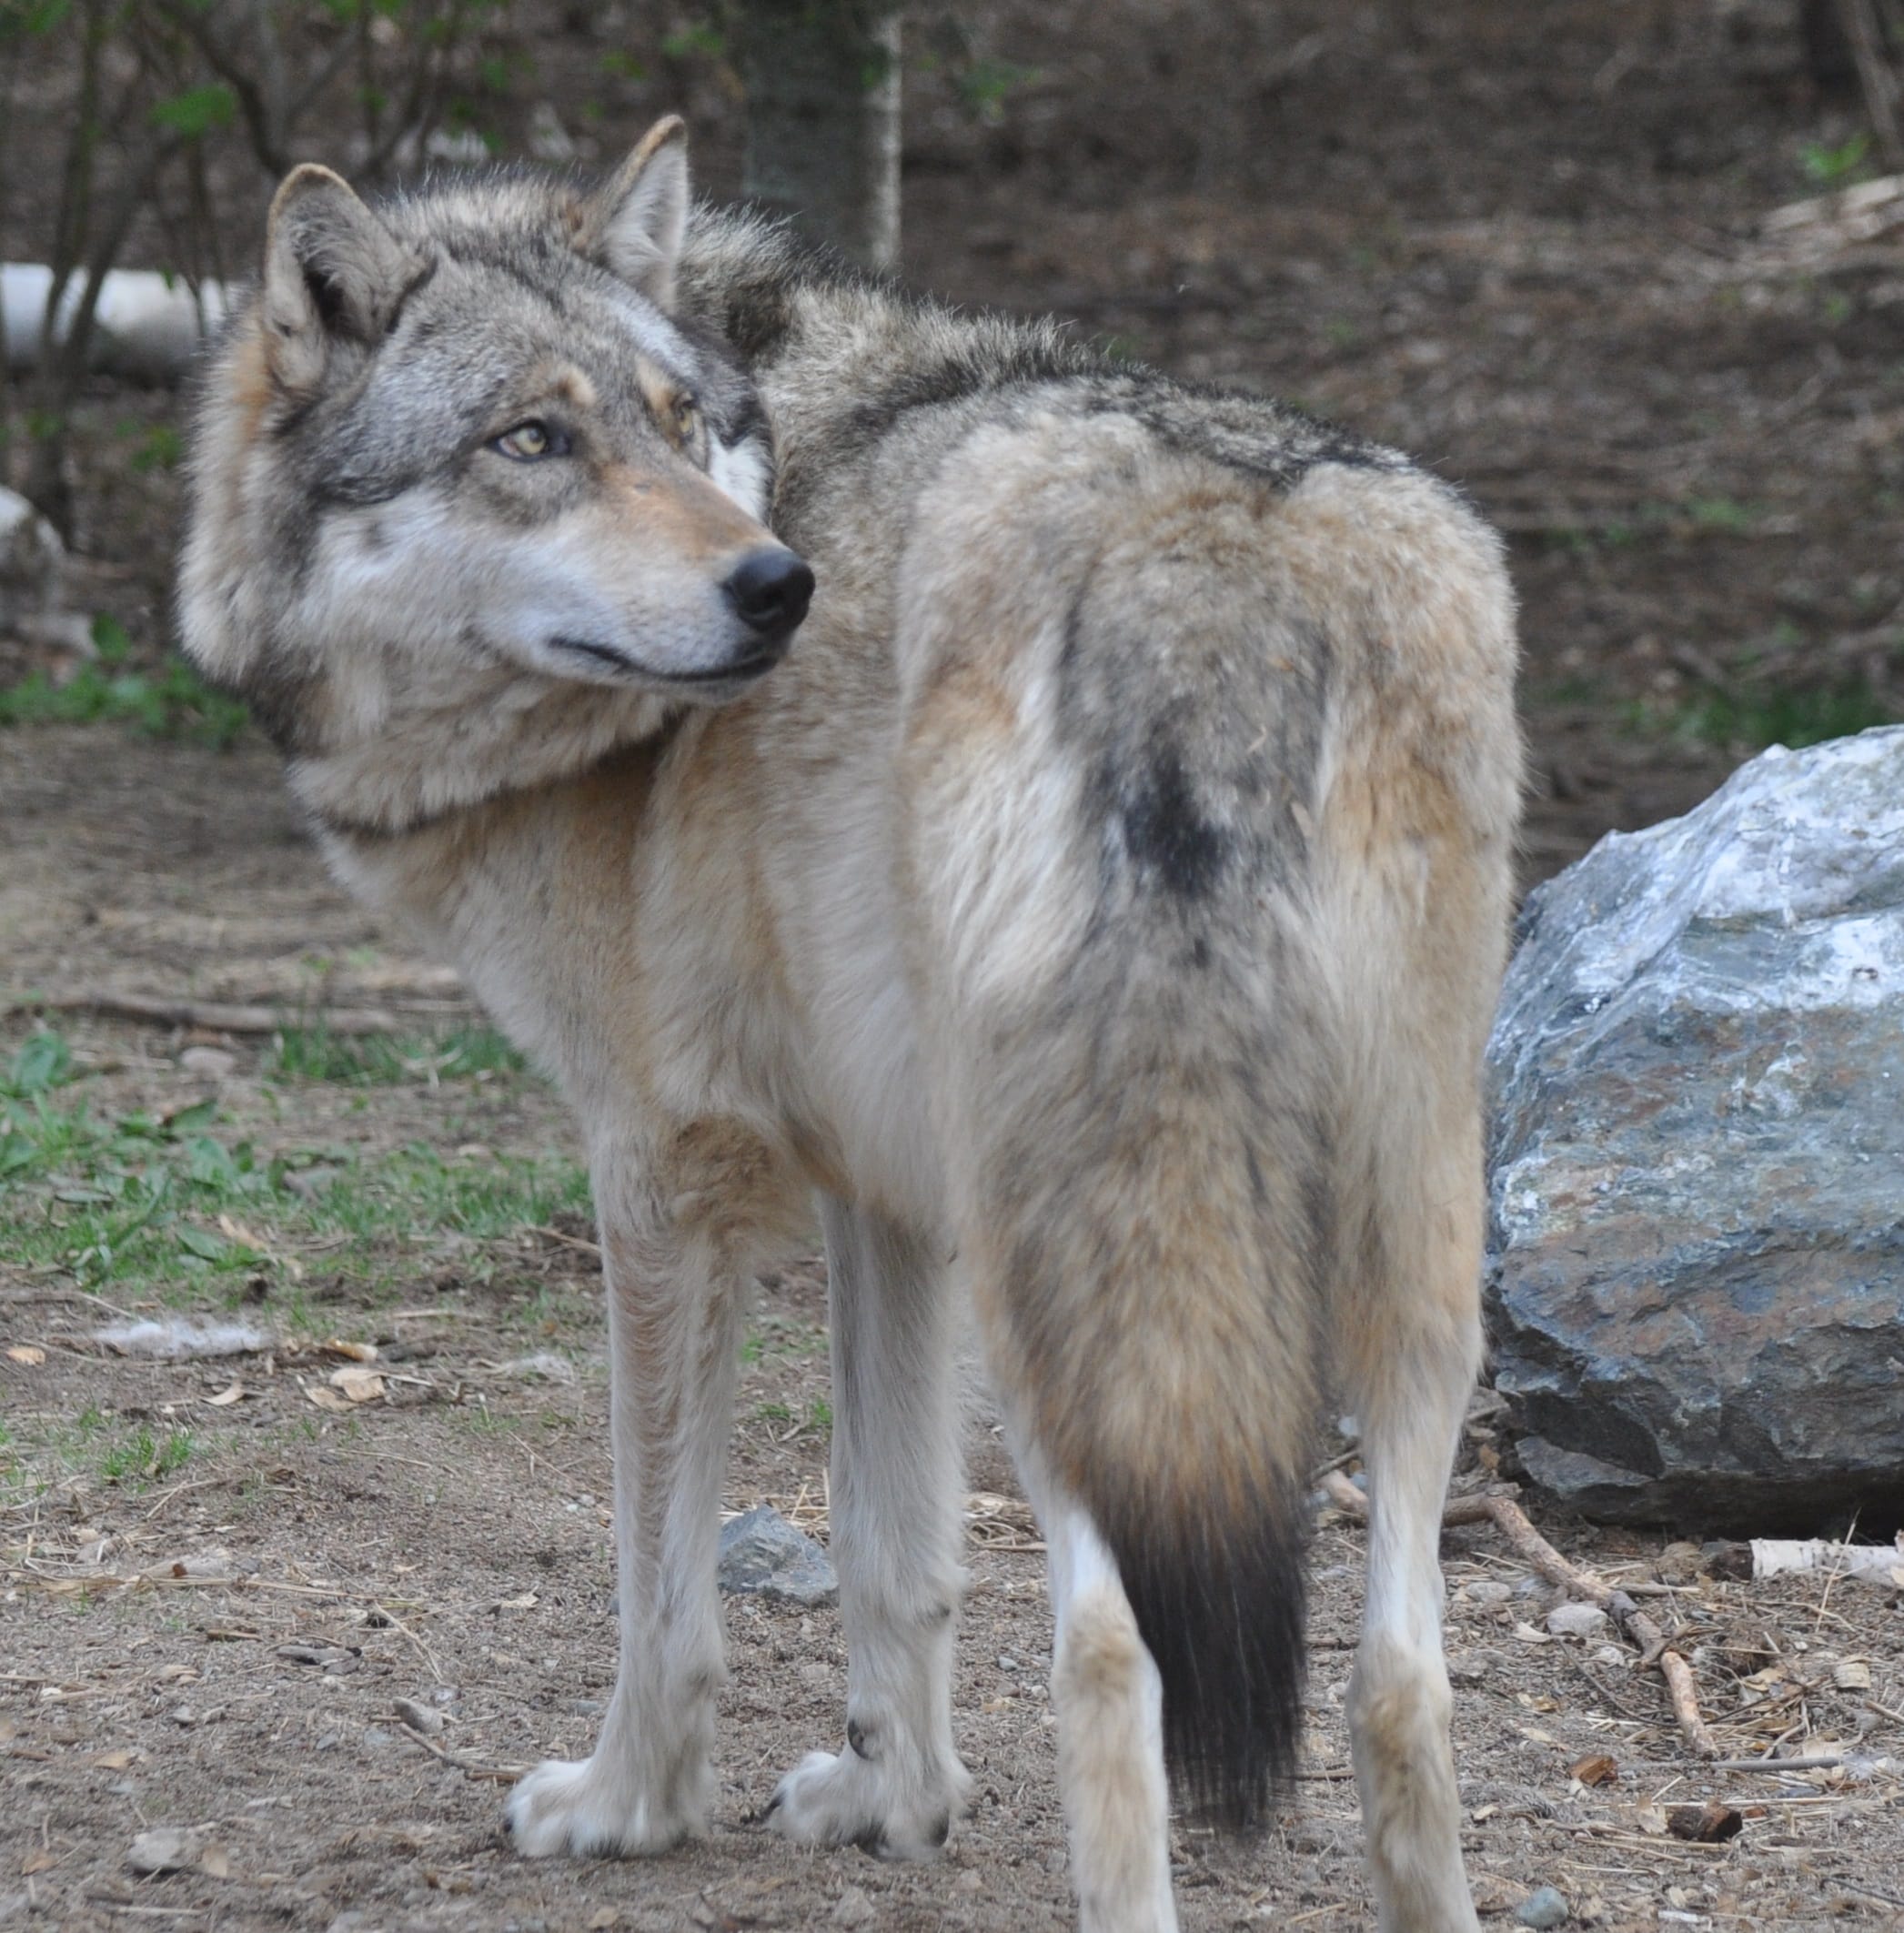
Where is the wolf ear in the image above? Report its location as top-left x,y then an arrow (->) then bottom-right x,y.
576,116 -> 690,308
262,164 -> 422,394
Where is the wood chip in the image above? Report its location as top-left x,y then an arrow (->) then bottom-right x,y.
1667,1801 -> 1743,1843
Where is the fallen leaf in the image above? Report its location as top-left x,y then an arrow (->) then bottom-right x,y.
5,1345 -> 45,1366
320,1337 -> 379,1363
1667,1801 -> 1743,1844
21,1848 -> 57,1875
1510,1620 -> 1554,1645
328,1364 -> 385,1404
199,1842 -> 232,1879
1569,1752 -> 1619,1787
86,1747 -> 136,1769
204,1383 -> 246,1407
305,1385 -> 351,1414
1636,1804 -> 1669,1835
589,1912 -> 620,1931
492,1591 -> 539,1611
215,1215 -> 267,1253
1833,1659 -> 1873,1692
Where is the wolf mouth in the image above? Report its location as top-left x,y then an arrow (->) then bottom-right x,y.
549,635 -> 788,683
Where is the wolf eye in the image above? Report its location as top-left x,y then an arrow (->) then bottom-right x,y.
491,420 -> 569,461
669,394 -> 701,443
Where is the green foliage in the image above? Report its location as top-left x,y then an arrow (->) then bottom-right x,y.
1628,678 -> 1898,754
150,83 -> 237,137
5,1030 -> 74,1100
1800,133 -> 1870,186
956,56 -> 1037,125
267,1022 -> 526,1085
0,1075 -> 589,1310
661,19 -> 724,60
0,650 -> 248,745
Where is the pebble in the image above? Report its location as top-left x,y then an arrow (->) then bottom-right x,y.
831,1886 -> 875,1927
178,1045 -> 236,1079
1462,1580 -> 1515,1607
126,1829 -> 191,1875
1516,1886 -> 1570,1928
285,1164 -> 342,1202
393,1696 -> 444,1735
1546,1601 -> 1612,1640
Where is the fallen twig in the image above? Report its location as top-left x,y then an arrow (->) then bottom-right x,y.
8,991 -> 409,1036
1321,1470 -> 1718,1757
398,1721 -> 523,1784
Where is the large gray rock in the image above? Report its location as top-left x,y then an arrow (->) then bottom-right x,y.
1486,728 -> 1904,1531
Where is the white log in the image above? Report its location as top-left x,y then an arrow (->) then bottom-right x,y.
1750,1535 -> 1904,1583
3,263 -> 234,384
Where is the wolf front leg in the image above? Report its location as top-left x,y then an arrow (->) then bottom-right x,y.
766,1197 -> 971,1856
1012,1439 -> 1179,1933
507,1130 -> 764,1857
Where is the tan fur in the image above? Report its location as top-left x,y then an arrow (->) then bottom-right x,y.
181,130 -> 1522,1932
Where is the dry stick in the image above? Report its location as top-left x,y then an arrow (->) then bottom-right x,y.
398,1721 -> 523,1784
1320,1470 -> 1719,1758
7,992 -> 408,1036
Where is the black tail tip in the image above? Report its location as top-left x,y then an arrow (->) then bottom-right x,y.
1109,1494 -> 1310,1833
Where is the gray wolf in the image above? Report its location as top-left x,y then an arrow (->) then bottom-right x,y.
178,116 -> 1522,1933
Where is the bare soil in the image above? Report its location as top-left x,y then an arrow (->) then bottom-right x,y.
4,745 -> 1904,1929
6,1 -> 1904,1926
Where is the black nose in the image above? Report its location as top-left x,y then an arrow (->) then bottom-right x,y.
724,549 -> 815,639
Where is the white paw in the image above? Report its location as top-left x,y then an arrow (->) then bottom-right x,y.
505,1755 -> 697,1859
765,1746 -> 970,1860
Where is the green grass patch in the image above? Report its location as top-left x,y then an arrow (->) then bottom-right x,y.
0,635 -> 247,747
267,1022 -> 526,1086
1,1029 -> 588,1312
1627,678 -> 1899,753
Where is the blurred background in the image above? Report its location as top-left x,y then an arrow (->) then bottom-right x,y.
1,1 -> 1900,889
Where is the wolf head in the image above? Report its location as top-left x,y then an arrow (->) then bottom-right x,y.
179,117 -> 810,830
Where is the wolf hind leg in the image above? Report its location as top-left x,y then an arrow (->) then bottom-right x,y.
765,1197 -> 971,1857
1011,1437 -> 1179,1933
1340,1115 -> 1488,1933
508,1126 -> 790,1859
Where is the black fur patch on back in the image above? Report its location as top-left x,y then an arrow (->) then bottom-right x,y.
1099,1479 -> 1310,1831
1120,745 -> 1230,901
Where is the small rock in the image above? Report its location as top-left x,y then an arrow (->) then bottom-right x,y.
717,1505 -> 838,1608
127,1828 -> 192,1875
1516,1886 -> 1570,1929
393,1696 -> 444,1735
285,1164 -> 342,1202
1462,1580 -> 1515,1607
178,1045 -> 236,1079
996,1656 -> 1019,1672
832,1885 -> 876,1927
1590,1644 -> 1627,1667
362,1727 -> 394,1750
1546,1601 -> 1612,1641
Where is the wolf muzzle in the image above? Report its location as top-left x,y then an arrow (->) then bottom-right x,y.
723,548 -> 815,650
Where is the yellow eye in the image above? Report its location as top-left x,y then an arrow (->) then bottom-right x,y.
670,395 -> 701,443
492,420 -> 567,461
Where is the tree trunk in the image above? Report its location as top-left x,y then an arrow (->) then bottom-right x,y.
732,0 -> 901,271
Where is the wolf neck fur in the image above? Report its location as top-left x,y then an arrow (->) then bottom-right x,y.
288,658 -> 679,837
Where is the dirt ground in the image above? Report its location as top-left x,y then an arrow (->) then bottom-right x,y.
5,734 -> 1904,1929
6,0 -> 1904,1926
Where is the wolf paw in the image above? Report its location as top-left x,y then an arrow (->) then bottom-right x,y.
763,1746 -> 969,1860
505,1756 -> 697,1859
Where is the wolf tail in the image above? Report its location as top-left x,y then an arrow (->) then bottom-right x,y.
893,444 -> 1413,1830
